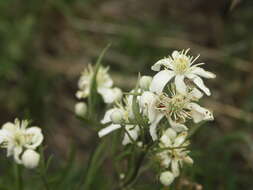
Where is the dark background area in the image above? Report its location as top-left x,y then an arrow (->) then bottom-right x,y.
0,0 -> 253,189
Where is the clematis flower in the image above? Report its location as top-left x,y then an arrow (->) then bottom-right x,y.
0,119 -> 43,166
156,128 -> 193,177
150,49 -> 216,96
139,87 -> 213,140
76,65 -> 122,104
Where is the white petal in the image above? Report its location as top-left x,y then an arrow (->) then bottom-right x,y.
160,134 -> 172,147
147,94 -> 163,123
172,51 -> 180,59
101,108 -> 117,124
169,119 -> 188,132
150,70 -> 175,93
151,58 -> 172,71
139,91 -> 156,116
187,74 -> 211,96
98,124 -> 121,138
122,125 -> 140,145
25,127 -> 44,149
159,152 -> 171,168
174,132 -> 187,147
175,75 -> 187,95
164,128 -> 177,141
6,144 -> 15,157
192,67 -> 216,79
149,114 -> 164,141
187,103 -> 214,123
2,122 -> 16,132
14,146 -> 23,164
171,160 -> 180,177
188,88 -> 203,100
101,78 -> 113,88
97,88 -> 118,104
0,129 -> 10,143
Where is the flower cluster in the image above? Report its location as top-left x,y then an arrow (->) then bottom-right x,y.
75,65 -> 122,117
0,119 -> 43,169
82,49 -> 215,186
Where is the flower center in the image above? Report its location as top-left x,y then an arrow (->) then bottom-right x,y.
156,94 -> 190,122
173,57 -> 190,74
14,132 -> 26,146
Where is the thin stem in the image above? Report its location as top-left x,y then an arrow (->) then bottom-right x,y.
14,164 -> 23,190
151,146 -> 189,154
121,144 -> 152,189
38,147 -> 51,190
39,172 -> 50,190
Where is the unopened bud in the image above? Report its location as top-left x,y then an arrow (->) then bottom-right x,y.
21,149 -> 40,169
110,109 -> 124,124
183,156 -> 194,165
75,102 -> 87,117
164,128 -> 177,140
159,171 -> 175,186
119,173 -> 125,179
137,141 -> 143,147
139,76 -> 152,90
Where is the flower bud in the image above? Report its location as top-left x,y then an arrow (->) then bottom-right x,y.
21,149 -> 40,169
75,102 -> 87,117
139,76 -> 152,90
110,109 -> 124,124
159,171 -> 175,186
183,156 -> 194,165
119,173 -> 125,179
164,128 -> 177,140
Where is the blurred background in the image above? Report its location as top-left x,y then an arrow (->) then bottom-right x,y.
0,0 -> 253,189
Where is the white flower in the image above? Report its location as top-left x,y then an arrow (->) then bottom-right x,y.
76,65 -> 122,104
150,49 -> 216,96
0,119 -> 43,164
139,87 -> 213,140
159,171 -> 175,186
139,76 -> 152,90
21,149 -> 40,169
75,102 -> 87,117
157,129 -> 193,177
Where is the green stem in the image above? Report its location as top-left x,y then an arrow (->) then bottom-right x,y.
38,147 -> 51,190
121,144 -> 152,189
39,172 -> 50,190
14,164 -> 23,190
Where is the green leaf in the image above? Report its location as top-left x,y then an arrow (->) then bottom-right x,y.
131,75 -> 148,129
82,139 -> 109,190
88,44 -> 111,119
